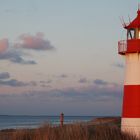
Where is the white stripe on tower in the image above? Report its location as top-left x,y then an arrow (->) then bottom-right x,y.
121,53 -> 140,137
125,53 -> 140,85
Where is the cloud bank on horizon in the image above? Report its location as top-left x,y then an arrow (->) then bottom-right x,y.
0,76 -> 123,115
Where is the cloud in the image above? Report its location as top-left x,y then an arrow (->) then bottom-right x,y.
78,78 -> 88,83
112,63 -> 124,68
0,81 -> 123,115
0,39 -> 36,65
59,74 -> 68,78
40,80 -> 52,84
30,81 -> 37,86
0,50 -> 36,64
16,81 -> 122,103
60,84 -> 122,102
0,72 -> 10,79
0,79 -> 39,87
40,80 -> 52,87
0,79 -> 28,87
15,32 -> 54,50
0,79 -> 122,101
0,32 -> 54,64
0,72 -> 38,87
53,74 -> 68,79
0,39 -> 9,53
94,79 -> 108,86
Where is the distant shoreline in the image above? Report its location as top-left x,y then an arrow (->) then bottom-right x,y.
0,116 -> 121,131
0,115 -> 120,117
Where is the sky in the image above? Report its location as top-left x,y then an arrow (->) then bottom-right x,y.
0,0 -> 138,116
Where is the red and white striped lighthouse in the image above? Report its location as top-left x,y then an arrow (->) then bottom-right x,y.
118,9 -> 140,136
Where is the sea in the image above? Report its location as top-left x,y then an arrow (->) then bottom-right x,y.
0,115 -> 97,130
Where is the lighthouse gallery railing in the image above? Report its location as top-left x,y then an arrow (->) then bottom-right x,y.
118,40 -> 127,54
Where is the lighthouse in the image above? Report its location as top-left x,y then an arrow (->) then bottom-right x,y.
118,9 -> 140,136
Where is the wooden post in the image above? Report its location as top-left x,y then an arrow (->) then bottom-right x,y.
60,112 -> 64,127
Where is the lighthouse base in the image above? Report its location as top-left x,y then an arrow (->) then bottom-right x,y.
121,118 -> 140,137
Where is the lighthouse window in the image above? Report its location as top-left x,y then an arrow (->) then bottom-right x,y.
127,29 -> 135,39
134,28 -> 140,39
139,29 -> 140,39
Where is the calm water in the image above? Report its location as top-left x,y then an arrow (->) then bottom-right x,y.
0,115 -> 97,130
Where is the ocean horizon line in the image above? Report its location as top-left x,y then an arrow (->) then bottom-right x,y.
0,115 -> 120,117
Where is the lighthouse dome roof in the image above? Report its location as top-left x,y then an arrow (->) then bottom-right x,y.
125,10 -> 140,29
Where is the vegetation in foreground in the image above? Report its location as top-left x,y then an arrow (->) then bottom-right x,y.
0,123 -> 139,140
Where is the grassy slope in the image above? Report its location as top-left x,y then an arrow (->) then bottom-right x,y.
0,117 -> 138,140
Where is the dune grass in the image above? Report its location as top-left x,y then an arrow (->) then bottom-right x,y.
0,124 -> 138,140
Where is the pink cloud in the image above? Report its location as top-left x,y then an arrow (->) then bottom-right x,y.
0,38 -> 36,64
0,39 -> 8,53
15,32 -> 54,50
0,32 -> 54,64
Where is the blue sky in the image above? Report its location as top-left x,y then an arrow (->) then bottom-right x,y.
0,0 -> 138,115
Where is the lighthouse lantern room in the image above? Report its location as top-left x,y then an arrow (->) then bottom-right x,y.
118,9 -> 140,137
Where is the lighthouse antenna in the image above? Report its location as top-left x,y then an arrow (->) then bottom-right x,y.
119,16 -> 127,27
138,3 -> 140,10
128,15 -> 131,24
119,16 -> 124,27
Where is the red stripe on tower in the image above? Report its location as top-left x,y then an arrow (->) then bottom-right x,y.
123,85 -> 140,118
